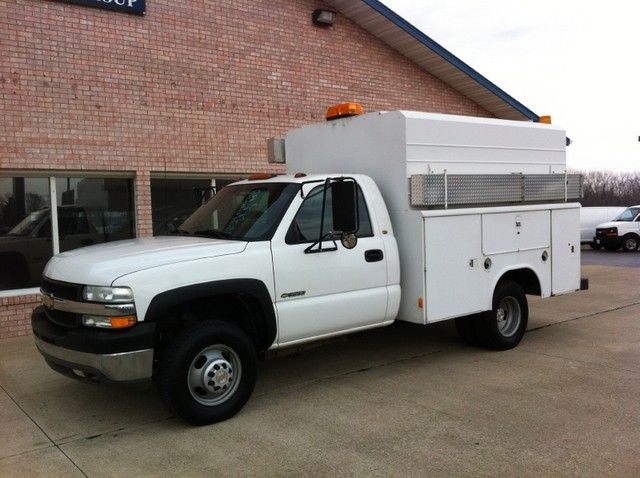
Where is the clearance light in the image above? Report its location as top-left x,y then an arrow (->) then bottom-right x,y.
82,315 -> 137,329
417,297 -> 425,309
539,115 -> 552,124
326,102 -> 365,121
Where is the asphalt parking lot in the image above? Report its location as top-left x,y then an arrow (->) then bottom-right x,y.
582,247 -> 640,268
1,258 -> 639,477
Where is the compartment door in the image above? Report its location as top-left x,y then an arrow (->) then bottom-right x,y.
424,215 -> 485,322
551,208 -> 581,294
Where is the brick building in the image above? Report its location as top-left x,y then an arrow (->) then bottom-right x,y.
0,0 -> 539,339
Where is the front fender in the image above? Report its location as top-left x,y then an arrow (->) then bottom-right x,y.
144,278 -> 277,350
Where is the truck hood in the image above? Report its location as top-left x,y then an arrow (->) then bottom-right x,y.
596,221 -> 624,229
44,237 -> 248,285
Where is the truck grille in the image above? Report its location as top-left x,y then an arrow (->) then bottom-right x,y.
40,277 -> 84,328
41,277 -> 84,301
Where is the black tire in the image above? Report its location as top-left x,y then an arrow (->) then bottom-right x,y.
454,314 -> 481,346
158,320 -> 258,425
604,244 -> 619,252
589,242 -> 602,250
621,235 -> 639,252
474,280 -> 528,350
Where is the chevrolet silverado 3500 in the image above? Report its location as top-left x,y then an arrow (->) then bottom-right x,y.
32,106 -> 587,424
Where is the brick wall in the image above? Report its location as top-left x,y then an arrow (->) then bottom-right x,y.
0,0 -> 493,338
0,294 -> 40,338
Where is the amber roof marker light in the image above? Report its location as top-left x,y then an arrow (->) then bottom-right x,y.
326,102 -> 365,121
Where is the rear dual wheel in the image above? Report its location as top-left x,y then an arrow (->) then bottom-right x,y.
455,280 -> 528,350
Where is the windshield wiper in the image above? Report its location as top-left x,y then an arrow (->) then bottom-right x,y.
194,229 -> 233,239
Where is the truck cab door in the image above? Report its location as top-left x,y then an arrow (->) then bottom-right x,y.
270,182 -> 389,345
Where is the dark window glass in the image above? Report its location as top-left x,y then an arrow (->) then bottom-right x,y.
0,177 -> 52,290
55,178 -> 135,252
615,207 -> 640,222
151,178 -> 238,236
286,185 -> 373,244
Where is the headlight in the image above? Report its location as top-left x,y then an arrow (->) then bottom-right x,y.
83,286 -> 134,303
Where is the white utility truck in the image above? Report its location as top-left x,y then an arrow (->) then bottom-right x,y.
32,105 -> 586,425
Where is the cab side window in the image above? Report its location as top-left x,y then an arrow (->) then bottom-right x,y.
286,184 -> 373,244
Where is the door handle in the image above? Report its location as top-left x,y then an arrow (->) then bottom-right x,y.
365,249 -> 384,262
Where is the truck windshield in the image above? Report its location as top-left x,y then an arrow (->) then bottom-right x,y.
6,209 -> 48,237
614,207 -> 640,222
175,182 -> 299,241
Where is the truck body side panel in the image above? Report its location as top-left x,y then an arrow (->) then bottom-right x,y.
482,210 -> 550,255
404,111 -> 566,175
551,208 -> 581,294
424,214 -> 485,321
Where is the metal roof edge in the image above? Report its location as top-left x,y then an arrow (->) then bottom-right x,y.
360,0 -> 540,121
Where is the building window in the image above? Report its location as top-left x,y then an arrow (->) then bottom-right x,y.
0,177 -> 52,290
151,177 -> 239,236
55,177 -> 135,252
0,175 -> 134,292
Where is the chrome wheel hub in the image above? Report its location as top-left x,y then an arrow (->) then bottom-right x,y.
203,358 -> 233,393
188,344 -> 241,406
496,296 -> 521,338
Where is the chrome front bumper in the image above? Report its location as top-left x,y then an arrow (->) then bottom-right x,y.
34,336 -> 153,383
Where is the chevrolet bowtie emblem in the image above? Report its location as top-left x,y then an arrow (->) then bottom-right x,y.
42,293 -> 55,309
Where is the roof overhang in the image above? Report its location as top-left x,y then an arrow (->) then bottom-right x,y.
324,0 -> 540,121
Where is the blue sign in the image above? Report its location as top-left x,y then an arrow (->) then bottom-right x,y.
57,0 -> 146,15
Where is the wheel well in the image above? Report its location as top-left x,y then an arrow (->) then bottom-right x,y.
622,232 -> 640,239
499,268 -> 541,296
145,279 -> 276,354
156,293 -> 267,351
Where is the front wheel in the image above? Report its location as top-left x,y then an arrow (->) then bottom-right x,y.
473,280 -> 528,350
622,235 -> 639,252
158,321 -> 258,425
589,242 -> 602,250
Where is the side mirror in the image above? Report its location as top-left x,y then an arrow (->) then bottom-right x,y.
331,181 -> 359,234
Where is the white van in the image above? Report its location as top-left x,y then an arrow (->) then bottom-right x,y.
580,207 -> 626,248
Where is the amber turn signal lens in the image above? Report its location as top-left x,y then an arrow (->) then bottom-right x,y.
539,115 -> 552,124
248,173 -> 276,180
110,316 -> 137,329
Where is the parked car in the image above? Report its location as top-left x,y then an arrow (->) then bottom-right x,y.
0,206 -> 132,289
580,206 -> 626,249
593,205 -> 640,251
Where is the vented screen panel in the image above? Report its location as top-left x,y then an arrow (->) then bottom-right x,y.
410,174 -> 582,208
